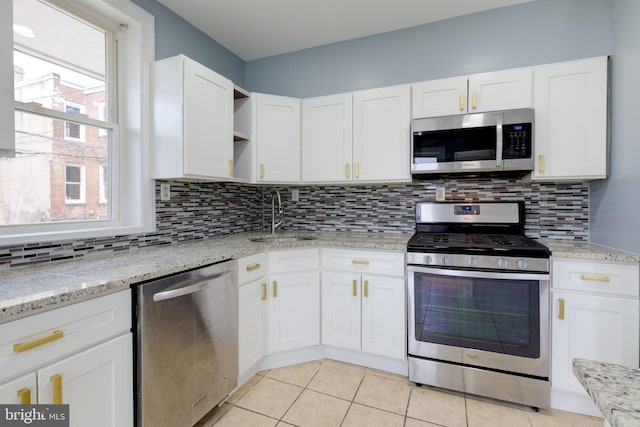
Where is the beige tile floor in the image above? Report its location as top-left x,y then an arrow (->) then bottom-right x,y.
197,359 -> 604,427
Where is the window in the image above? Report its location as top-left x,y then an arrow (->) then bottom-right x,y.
65,164 -> 85,203
0,0 -> 155,244
64,104 -> 85,140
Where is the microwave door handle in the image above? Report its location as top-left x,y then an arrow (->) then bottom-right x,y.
496,117 -> 503,168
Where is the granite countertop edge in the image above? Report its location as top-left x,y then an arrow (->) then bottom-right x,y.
573,358 -> 640,427
1,232 -> 638,323
0,231 -> 410,323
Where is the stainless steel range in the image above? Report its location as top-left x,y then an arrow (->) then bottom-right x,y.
407,201 -> 551,409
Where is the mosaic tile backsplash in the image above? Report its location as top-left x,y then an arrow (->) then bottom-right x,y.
1,178 -> 589,268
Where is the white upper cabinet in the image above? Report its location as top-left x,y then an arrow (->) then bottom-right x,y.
152,55 -> 234,180
532,56 -> 608,181
353,85 -> 411,182
255,93 -> 301,183
412,68 -> 533,118
302,93 -> 353,182
302,86 -> 411,184
412,76 -> 468,117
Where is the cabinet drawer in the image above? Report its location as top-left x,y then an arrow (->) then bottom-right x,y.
0,290 -> 131,382
322,248 -> 405,277
268,248 -> 319,273
238,252 -> 267,285
552,258 -> 639,297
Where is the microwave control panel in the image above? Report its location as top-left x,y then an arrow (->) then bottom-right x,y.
502,123 -> 532,159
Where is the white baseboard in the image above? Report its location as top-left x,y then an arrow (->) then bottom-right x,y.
551,387 -> 603,418
237,345 -> 408,388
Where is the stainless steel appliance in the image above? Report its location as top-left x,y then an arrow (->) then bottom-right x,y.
411,109 -> 534,175
135,260 -> 238,427
407,201 -> 551,409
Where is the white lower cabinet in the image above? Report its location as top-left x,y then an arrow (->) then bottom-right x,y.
551,258 -> 639,414
321,248 -> 406,359
0,290 -> 133,427
38,335 -> 133,426
267,249 -> 320,353
238,253 -> 268,375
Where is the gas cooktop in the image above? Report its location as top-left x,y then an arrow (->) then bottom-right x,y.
407,201 -> 550,270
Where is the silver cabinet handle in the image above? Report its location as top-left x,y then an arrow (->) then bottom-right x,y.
153,271 -> 230,302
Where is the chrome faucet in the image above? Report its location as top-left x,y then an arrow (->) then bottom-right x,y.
271,190 -> 284,235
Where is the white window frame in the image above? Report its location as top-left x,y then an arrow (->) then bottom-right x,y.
99,162 -> 107,204
97,101 -> 107,136
65,163 -> 86,204
1,0 -> 156,245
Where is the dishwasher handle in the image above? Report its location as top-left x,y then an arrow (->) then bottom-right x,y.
152,271 -> 230,302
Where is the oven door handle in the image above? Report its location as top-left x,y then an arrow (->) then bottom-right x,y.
407,266 -> 549,281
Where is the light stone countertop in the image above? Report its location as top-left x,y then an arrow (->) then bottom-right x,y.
573,358 -> 640,427
1,232 -> 638,324
0,231 -> 410,323
542,239 -> 640,263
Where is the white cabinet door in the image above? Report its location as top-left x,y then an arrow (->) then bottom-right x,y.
256,94 -> 301,183
412,76 -> 468,118
152,55 -> 234,180
37,334 -> 133,427
268,272 -> 320,353
468,68 -> 532,113
302,93 -> 353,182
321,272 -> 361,350
412,69 -> 532,118
353,85 -> 411,182
238,279 -> 268,375
0,373 -> 37,404
533,56 -> 608,181
183,58 -> 234,178
551,291 -> 639,394
361,275 -> 406,359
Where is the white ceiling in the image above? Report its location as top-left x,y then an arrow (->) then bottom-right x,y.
155,0 -> 536,61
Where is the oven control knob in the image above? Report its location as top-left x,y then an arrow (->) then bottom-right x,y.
441,255 -> 450,265
468,256 -> 477,267
497,258 -> 508,268
516,259 -> 528,270
423,255 -> 432,264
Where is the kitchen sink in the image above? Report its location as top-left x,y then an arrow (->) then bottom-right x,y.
249,235 -> 319,243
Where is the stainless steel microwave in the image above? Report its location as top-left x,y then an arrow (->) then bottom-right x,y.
411,109 -> 534,175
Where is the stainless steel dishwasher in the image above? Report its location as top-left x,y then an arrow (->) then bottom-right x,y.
135,259 -> 238,427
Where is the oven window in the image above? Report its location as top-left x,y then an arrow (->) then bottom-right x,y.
413,272 -> 540,358
413,127 -> 497,163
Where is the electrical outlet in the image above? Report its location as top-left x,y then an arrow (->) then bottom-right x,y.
292,189 -> 300,202
160,183 -> 171,201
435,187 -> 446,201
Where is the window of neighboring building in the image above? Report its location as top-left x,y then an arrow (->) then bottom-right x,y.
64,103 -> 85,140
0,0 -> 155,244
65,164 -> 85,203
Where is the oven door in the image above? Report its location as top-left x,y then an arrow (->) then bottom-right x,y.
407,265 -> 549,378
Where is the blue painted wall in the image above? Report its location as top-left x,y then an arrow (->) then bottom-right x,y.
244,0 -> 612,97
130,0 -> 245,85
590,0 -> 640,254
